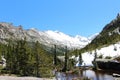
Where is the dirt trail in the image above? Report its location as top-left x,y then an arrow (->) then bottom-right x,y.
0,76 -> 55,80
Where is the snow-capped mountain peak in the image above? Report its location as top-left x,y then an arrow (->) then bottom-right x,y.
88,33 -> 99,40
0,22 -> 97,49
44,30 -> 96,48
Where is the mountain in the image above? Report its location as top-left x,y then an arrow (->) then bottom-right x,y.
0,22 -> 97,49
79,13 -> 120,53
74,13 -> 120,65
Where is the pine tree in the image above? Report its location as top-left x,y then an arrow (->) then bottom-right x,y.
11,38 -> 29,76
79,52 -> 83,65
19,38 -> 29,76
5,39 -> 13,74
34,41 -> 40,77
93,50 -> 98,70
53,45 -> 57,66
62,46 -> 68,72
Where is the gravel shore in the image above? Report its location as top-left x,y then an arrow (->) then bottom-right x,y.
0,76 -> 56,80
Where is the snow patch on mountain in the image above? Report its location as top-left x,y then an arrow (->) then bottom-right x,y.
74,42 -> 120,66
88,33 -> 99,40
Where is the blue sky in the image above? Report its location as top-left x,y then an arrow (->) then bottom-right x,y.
0,0 -> 120,37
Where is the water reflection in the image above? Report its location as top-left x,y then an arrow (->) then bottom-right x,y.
82,70 -> 114,80
55,70 -> 114,80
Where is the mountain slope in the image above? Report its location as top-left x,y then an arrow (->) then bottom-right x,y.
74,13 -> 120,65
80,13 -> 120,53
0,22 -> 97,49
74,42 -> 120,66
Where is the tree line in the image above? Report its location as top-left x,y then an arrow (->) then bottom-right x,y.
0,39 -> 53,77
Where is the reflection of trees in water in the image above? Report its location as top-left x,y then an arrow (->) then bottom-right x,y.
55,72 -> 67,80
95,70 -> 112,80
55,70 -> 113,80
95,70 -> 100,80
79,69 -> 83,77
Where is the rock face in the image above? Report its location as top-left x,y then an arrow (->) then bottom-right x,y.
0,22 -> 97,49
102,13 -> 120,34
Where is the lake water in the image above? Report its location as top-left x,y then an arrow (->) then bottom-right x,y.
55,70 -> 118,80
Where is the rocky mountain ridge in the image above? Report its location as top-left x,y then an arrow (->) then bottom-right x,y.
0,22 -> 98,49
79,13 -> 120,53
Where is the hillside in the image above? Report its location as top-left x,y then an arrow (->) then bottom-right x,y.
74,42 -> 120,66
72,13 -> 120,66
80,13 -> 120,53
